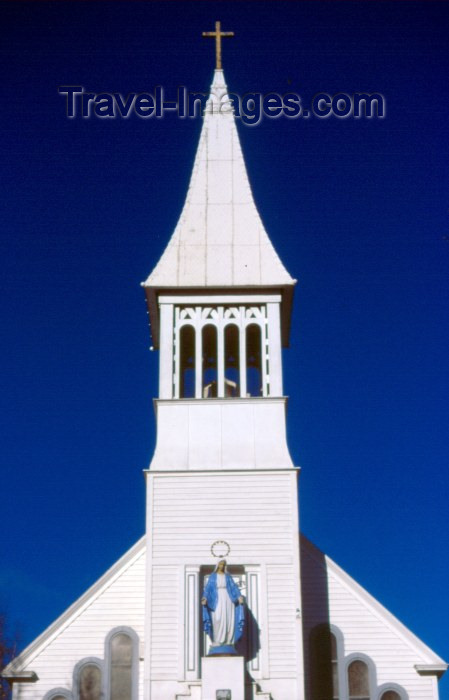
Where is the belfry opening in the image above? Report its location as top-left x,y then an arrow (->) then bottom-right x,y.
175,305 -> 269,399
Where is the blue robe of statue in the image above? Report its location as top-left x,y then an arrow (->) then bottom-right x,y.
202,572 -> 245,644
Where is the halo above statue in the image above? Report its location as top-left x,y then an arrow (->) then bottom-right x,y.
210,540 -> 231,558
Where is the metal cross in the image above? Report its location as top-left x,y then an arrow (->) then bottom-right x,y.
202,21 -> 234,70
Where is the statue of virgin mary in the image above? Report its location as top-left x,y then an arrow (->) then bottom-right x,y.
201,560 -> 245,653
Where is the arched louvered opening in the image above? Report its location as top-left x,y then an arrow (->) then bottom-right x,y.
224,324 -> 240,396
110,632 -> 133,700
180,324 -> 195,398
78,664 -> 102,700
202,324 -> 218,397
380,692 -> 401,700
246,324 -> 262,396
310,626 -> 339,700
348,660 -> 370,700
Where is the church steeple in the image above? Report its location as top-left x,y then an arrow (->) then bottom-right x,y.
143,68 -> 296,409
141,56 -> 302,697
144,65 -> 295,470
143,69 -> 294,290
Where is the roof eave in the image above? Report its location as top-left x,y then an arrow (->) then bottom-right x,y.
415,664 -> 448,679
4,536 -> 146,673
142,281 -> 296,349
301,535 -> 447,667
0,670 -> 39,684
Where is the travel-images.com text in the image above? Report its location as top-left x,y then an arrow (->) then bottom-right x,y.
59,86 -> 385,124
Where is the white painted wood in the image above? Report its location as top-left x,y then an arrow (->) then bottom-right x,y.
195,313 -> 202,399
8,534 -> 445,700
149,566 -> 179,679
159,295 -> 282,306
217,321 -> 225,398
185,568 -> 200,681
260,312 -> 269,398
9,545 -> 146,700
143,468 -> 304,699
173,306 -> 181,399
266,303 -> 283,397
259,563 -> 270,681
246,569 -> 261,675
143,71 -> 294,291
150,398 -> 294,471
300,537 -> 444,700
158,303 -> 174,399
266,565 -> 297,677
147,471 -> 296,563
290,471 -> 305,698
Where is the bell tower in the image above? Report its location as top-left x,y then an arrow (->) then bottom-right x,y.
142,62 -> 303,700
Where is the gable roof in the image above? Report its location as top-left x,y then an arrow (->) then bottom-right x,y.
6,535 -> 445,680
301,534 -> 447,672
143,69 -> 295,291
3,537 -> 146,676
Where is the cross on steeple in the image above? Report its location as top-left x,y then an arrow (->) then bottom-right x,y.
202,21 -> 234,70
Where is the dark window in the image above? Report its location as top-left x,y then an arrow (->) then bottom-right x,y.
180,325 -> 195,398
348,660 -> 370,700
202,325 -> 217,397
224,324 -> 240,396
78,664 -> 101,700
310,626 -> 339,700
110,633 -> 133,700
330,634 -> 339,699
380,693 -> 401,700
246,324 -> 262,396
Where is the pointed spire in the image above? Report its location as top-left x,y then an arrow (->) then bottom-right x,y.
144,69 -> 295,290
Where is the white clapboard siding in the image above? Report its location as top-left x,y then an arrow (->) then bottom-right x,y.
10,532 -> 443,700
266,565 -> 297,678
12,543 -> 146,700
149,566 -> 179,678
148,472 -> 295,564
146,469 -> 302,696
300,537 -> 440,700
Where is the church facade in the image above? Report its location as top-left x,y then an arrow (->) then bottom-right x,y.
3,63 -> 446,700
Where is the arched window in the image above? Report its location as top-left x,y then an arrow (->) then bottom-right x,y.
180,325 -> 195,398
78,663 -> 102,700
246,324 -> 262,396
380,692 -> 401,700
202,324 -> 217,397
44,692 -> 73,700
224,324 -> 240,396
310,626 -> 339,699
110,632 -> 133,700
104,627 -> 139,700
348,660 -> 370,700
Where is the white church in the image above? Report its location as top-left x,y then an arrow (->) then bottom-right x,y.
3,30 -> 446,700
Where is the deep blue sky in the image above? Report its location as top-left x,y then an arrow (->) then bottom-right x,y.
1,1 -> 448,695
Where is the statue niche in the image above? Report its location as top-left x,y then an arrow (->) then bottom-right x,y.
201,560 -> 245,655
